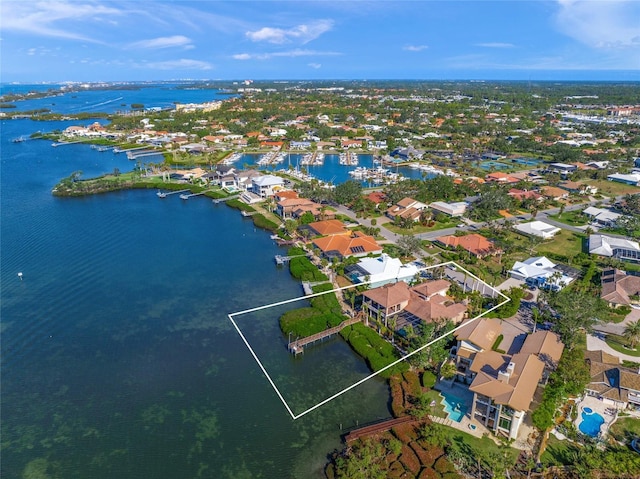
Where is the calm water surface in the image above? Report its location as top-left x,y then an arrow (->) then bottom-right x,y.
1,112 -> 391,478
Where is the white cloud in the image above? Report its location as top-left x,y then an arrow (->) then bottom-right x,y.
127,35 -> 193,50
233,49 -> 341,61
403,45 -> 428,52
554,0 -> 640,49
475,43 -> 515,48
246,20 -> 333,44
140,59 -> 213,70
1,1 -> 124,42
308,63 -> 322,69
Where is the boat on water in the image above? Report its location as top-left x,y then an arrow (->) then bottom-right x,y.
12,136 -> 26,143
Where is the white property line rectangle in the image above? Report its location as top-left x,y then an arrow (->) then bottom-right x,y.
228,261 -> 510,420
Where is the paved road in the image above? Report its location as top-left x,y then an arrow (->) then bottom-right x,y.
336,194 -> 629,245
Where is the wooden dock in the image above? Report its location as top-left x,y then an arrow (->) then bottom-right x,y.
288,316 -> 360,355
343,415 -> 419,443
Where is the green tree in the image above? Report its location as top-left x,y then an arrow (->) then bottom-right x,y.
334,439 -> 386,479
333,180 -> 362,206
623,320 -> 640,350
548,289 -> 598,349
396,234 -> 422,257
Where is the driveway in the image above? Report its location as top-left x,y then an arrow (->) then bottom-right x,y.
587,333 -> 640,363
593,308 -> 640,336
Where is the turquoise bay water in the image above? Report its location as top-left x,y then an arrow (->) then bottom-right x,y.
0,116 -> 391,478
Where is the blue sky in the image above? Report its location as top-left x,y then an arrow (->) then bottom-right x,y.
1,1 -> 639,82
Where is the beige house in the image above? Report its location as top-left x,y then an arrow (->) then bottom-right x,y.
585,350 -> 640,410
453,320 -> 564,439
361,280 -> 467,328
386,197 -> 429,222
600,268 -> 640,307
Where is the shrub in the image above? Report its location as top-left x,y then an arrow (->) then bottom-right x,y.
399,444 -> 421,475
341,323 -> 409,378
421,370 -> 437,388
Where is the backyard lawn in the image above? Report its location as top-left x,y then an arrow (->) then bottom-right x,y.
534,230 -> 585,258
384,218 -> 458,235
585,179 -> 640,197
548,210 -> 589,227
609,417 -> 640,443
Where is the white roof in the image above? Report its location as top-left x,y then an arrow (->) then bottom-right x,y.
252,175 -> 284,187
589,234 -> 640,256
608,173 -> 640,184
583,206 -> 621,222
514,221 -> 561,238
355,254 -> 419,285
510,256 -> 556,279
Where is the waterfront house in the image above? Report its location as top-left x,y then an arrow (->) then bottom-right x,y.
453,319 -> 564,439
585,350 -> 640,411
347,254 -> 420,288
600,268 -> 640,308
306,219 -> 349,237
276,198 -> 320,219
361,280 -> 467,328
513,221 -> 561,239
312,232 -> 382,260
589,234 -> 640,263
508,256 -> 576,291
434,233 -> 502,259
386,197 -> 429,222
251,175 -> 285,198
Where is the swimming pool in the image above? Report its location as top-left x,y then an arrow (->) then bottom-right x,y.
440,392 -> 467,422
579,408 -> 605,437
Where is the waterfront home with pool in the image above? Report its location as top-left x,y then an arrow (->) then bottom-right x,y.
452,319 -> 564,439
584,350 -> 640,411
360,280 -> 467,329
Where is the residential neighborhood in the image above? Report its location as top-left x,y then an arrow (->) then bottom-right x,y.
17,79 -> 640,479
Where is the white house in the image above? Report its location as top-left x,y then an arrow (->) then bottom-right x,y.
607,172 -> 640,186
583,206 -> 621,227
348,254 -> 419,288
513,221 -> 561,239
429,201 -> 467,217
509,256 -> 575,291
250,175 -> 285,198
589,235 -> 640,263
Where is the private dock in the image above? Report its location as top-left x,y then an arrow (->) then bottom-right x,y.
288,316 -> 360,355
113,146 -> 148,154
343,416 -> 420,443
52,140 -> 84,147
127,150 -> 162,160
156,189 -> 190,198
212,194 -> 240,204
179,192 -> 206,200
274,253 -> 310,266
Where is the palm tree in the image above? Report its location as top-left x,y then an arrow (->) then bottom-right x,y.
623,320 -> 640,350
